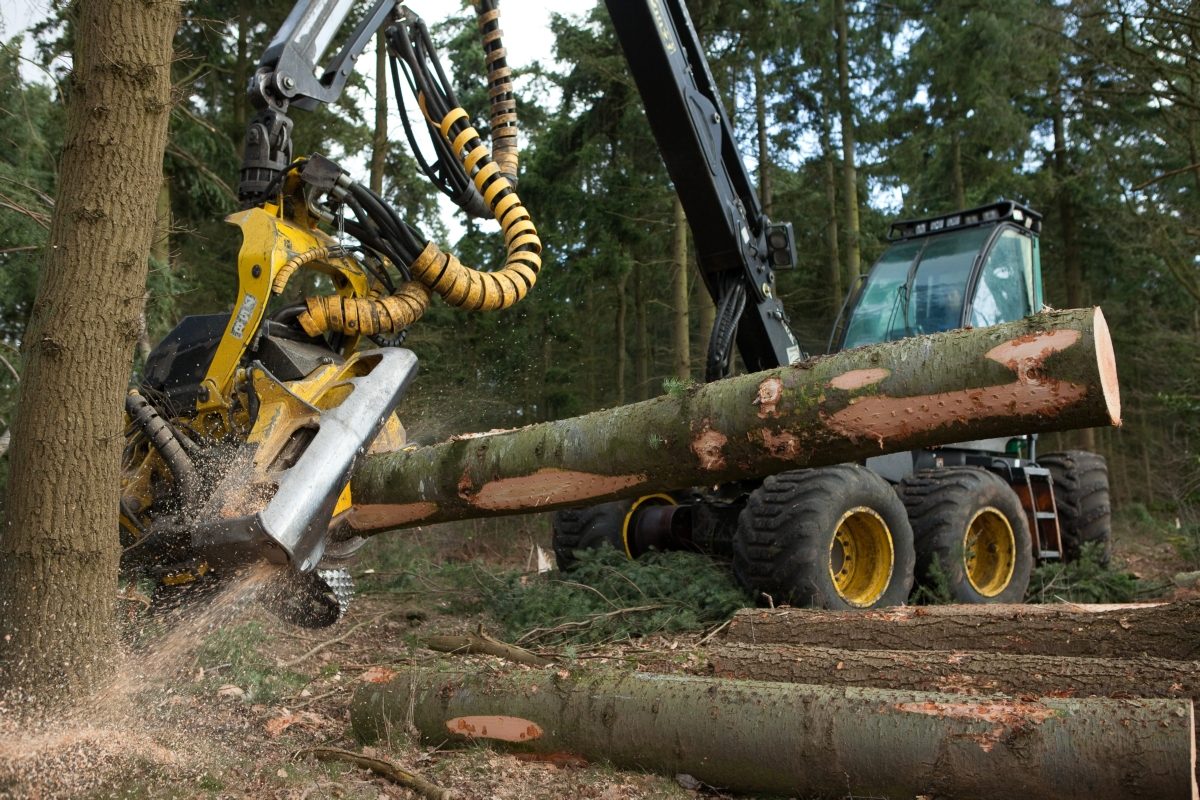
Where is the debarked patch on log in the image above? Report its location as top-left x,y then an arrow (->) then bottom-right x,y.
446,715 -> 543,742
344,501 -> 438,530
468,468 -> 645,510
754,376 -> 784,418
691,425 -> 728,470
824,380 -> 1087,447
893,700 -> 1058,752
985,329 -> 1081,377
827,368 -> 890,391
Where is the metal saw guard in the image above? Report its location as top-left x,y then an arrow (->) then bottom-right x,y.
191,347 -> 418,573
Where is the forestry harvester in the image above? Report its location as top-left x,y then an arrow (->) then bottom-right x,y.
118,0 -> 1111,627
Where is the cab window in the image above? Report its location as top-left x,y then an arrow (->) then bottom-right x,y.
970,229 -> 1034,327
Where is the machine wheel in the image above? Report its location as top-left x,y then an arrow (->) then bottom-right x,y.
1039,451 -> 1112,564
732,465 -> 915,609
551,501 -> 631,570
899,467 -> 1033,604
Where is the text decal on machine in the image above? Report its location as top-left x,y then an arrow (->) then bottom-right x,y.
231,293 -> 258,339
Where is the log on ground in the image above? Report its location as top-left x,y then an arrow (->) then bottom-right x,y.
706,642 -> 1200,700
343,307 -> 1120,534
350,666 -> 1196,800
724,602 -> 1200,659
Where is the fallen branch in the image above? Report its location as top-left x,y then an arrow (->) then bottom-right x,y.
352,666 -> 1196,800
723,602 -> 1199,659
424,629 -> 552,667
280,612 -> 389,669
297,747 -> 452,800
514,604 -> 667,644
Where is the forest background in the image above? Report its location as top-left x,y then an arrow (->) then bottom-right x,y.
0,0 -> 1197,542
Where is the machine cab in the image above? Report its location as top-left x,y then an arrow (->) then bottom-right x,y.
832,200 -> 1043,352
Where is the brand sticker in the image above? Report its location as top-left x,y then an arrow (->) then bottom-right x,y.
231,293 -> 258,339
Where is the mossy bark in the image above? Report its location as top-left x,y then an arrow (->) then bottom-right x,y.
725,602 -> 1200,659
345,308 -> 1119,534
0,0 -> 177,700
351,666 -> 1195,800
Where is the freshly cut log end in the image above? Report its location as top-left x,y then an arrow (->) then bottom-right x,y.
1093,306 -> 1121,425
346,308 -> 1122,534
351,666 -> 1197,800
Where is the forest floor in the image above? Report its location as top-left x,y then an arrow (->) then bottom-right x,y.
0,507 -> 1195,800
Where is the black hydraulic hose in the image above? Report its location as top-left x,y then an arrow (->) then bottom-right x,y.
705,281 -> 746,382
126,391 -> 200,503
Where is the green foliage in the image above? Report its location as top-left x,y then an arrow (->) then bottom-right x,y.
478,548 -> 749,645
196,621 -> 306,703
1026,544 -> 1149,604
909,554 -> 954,605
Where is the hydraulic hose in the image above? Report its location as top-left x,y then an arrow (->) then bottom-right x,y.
126,390 -> 200,502
299,281 -> 431,337
406,105 -> 541,310
471,0 -> 518,185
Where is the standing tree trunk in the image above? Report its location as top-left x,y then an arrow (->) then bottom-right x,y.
950,127 -> 967,210
753,54 -> 772,219
0,0 -> 177,699
819,100 -> 842,319
1052,96 -> 1094,451
634,263 -> 650,399
370,30 -> 389,196
833,0 -> 861,289
614,268 -> 630,405
670,197 -> 689,381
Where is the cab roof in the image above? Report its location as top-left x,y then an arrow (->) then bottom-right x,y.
888,199 -> 1042,242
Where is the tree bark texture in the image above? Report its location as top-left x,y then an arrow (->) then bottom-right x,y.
706,642 -> 1200,700
351,667 -> 1196,800
0,0 -> 177,698
833,0 -> 861,286
670,197 -> 689,381
370,30 -> 388,196
724,602 -> 1200,660
343,308 -> 1119,535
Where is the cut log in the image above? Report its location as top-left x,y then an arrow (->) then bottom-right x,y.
344,308 -> 1119,534
724,602 -> 1200,659
351,666 -> 1196,800
706,642 -> 1200,700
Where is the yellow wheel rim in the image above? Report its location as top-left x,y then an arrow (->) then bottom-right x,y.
829,507 -> 895,607
963,507 -> 1016,597
621,494 -> 676,558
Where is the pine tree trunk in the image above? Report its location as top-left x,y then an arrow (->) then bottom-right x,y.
0,0 -> 177,700
706,642 -> 1200,700
951,127 -> 967,209
820,103 -> 842,319
634,263 -> 650,400
342,308 -> 1119,534
370,30 -> 388,196
614,268 -> 629,405
724,601 -> 1200,660
833,0 -> 861,288
351,666 -> 1196,800
670,197 -> 689,381
753,54 -> 772,219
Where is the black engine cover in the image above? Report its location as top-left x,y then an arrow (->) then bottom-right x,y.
141,313 -> 229,416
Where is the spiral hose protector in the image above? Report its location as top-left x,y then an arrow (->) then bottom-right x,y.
406,104 -> 541,311
299,281 -> 431,337
471,1 -> 518,185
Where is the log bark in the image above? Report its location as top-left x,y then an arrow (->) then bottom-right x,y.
351,666 -> 1196,800
343,308 -> 1120,535
706,642 -> 1200,700
724,602 -> 1200,660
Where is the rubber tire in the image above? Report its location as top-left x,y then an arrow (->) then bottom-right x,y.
551,501 -> 632,570
732,465 -> 916,610
1039,450 -> 1112,564
899,467 -> 1033,604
